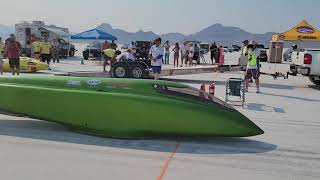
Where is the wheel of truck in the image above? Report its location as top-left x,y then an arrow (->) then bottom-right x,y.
309,76 -> 320,85
112,63 -> 130,78
69,49 -> 75,57
131,64 -> 147,79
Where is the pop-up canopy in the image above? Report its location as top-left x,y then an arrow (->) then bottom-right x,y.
71,29 -> 117,41
272,20 -> 320,42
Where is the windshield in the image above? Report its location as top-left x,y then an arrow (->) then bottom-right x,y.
153,84 -> 233,109
88,43 -> 102,49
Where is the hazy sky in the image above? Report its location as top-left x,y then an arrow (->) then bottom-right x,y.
1,0 -> 319,34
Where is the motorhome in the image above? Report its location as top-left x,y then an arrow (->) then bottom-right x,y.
15,21 -> 75,57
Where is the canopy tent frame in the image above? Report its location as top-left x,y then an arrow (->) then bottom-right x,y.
71,29 -> 117,60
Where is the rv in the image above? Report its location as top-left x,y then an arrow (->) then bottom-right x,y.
15,21 -> 76,58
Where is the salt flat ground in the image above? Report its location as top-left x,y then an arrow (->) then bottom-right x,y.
0,48 -> 320,180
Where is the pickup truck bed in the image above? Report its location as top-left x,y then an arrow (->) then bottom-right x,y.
290,49 -> 320,85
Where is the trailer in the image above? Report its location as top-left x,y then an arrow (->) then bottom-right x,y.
15,21 -> 76,57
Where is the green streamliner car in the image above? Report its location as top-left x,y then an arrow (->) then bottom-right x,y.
0,76 -> 264,138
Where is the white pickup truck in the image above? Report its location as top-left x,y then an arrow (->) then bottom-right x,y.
290,49 -> 320,85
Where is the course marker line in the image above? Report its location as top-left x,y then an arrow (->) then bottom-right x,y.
156,141 -> 181,180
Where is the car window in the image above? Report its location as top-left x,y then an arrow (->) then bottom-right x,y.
88,43 -> 102,49
59,39 -> 67,44
153,84 -> 233,109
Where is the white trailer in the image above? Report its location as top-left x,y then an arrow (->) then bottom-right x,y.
15,21 -> 75,57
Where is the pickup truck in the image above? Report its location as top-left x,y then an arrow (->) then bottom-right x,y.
290,49 -> 320,85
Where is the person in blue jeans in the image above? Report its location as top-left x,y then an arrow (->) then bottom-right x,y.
149,38 -> 164,80
163,41 -> 170,64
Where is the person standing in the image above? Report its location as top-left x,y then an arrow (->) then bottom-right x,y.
4,34 -> 21,75
172,43 -> 180,68
149,38 -> 164,80
187,43 -> 194,67
163,41 -> 170,65
110,40 -> 118,49
180,42 -> 188,67
245,41 -> 261,93
31,37 -> 41,59
0,37 -> 4,75
194,44 -> 200,65
40,37 -> 52,64
51,38 -> 60,63
239,40 -> 249,66
209,42 -> 217,65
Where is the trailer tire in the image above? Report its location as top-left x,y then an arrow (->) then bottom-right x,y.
309,76 -> 320,85
112,63 -> 130,78
131,64 -> 148,79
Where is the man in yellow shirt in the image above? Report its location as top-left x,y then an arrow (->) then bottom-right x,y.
102,44 -> 121,72
40,37 -> 51,64
31,37 -> 41,59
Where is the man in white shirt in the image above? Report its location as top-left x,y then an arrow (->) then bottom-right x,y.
180,42 -> 188,67
187,43 -> 194,67
149,38 -> 164,80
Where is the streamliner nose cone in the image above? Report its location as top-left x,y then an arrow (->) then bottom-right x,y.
227,111 -> 264,137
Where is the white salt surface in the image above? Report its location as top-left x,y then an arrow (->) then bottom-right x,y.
0,45 -> 320,180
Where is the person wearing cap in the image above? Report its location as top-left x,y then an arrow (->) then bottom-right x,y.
239,40 -> 249,66
0,37 -> 4,75
102,44 -> 121,72
245,40 -> 261,93
4,34 -> 22,75
149,38 -> 164,80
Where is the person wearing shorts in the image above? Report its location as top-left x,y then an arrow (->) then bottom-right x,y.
4,34 -> 21,75
149,38 -> 164,80
245,40 -> 261,93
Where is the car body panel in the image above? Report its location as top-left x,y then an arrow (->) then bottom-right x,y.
0,76 -> 264,138
2,57 -> 49,72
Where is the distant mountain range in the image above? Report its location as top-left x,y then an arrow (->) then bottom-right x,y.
96,23 -> 275,46
0,23 -> 275,46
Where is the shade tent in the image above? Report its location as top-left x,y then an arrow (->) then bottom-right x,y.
272,20 -> 320,42
71,29 -> 117,40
